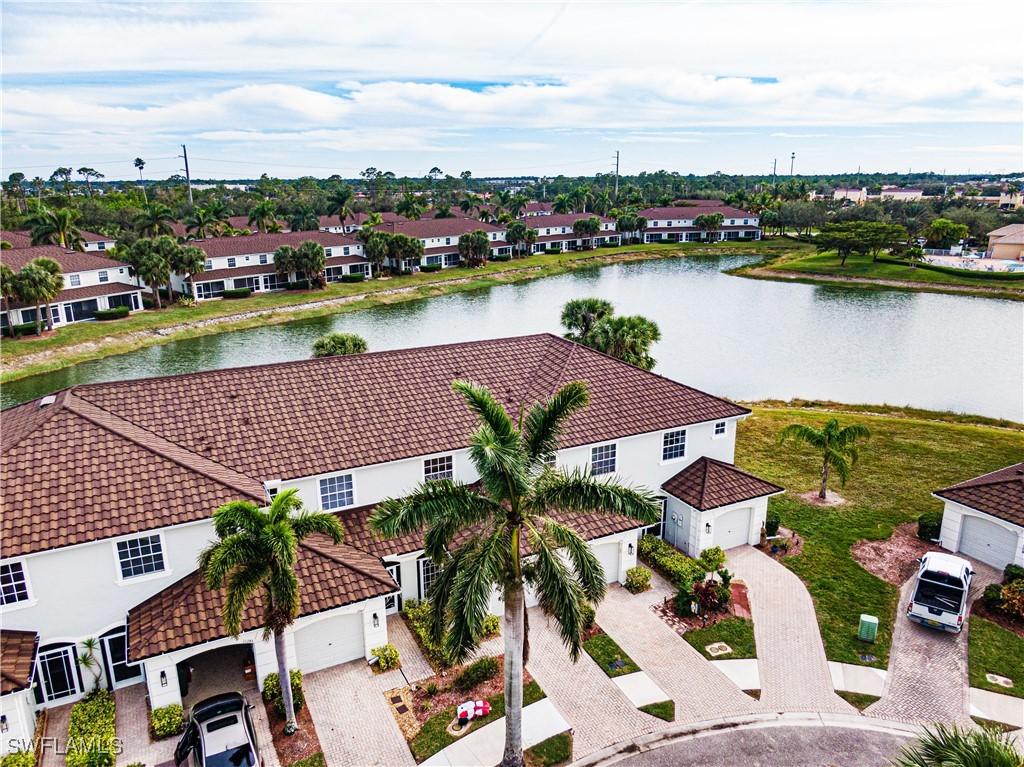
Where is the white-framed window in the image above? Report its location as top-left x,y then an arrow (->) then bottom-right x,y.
97,241 -> 105,250
319,473 -> 354,510
591,443 -> 616,475
227,257 -> 236,268
205,259 -> 213,270
418,556 -> 441,599
445,237 -> 451,245
35,643 -> 81,702
115,534 -> 166,579
259,253 -> 268,264
98,270 -> 109,283
69,274 -> 81,287
325,248 -> 332,256
662,429 -> 687,461
714,421 -> 727,437
1,561 -> 31,605
641,498 -> 668,539
195,281 -> 226,299
424,455 -> 454,481
343,246 -> 350,255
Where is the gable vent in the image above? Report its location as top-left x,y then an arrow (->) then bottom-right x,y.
38,395 -> 57,409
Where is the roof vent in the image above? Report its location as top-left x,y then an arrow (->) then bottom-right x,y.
38,395 -> 57,409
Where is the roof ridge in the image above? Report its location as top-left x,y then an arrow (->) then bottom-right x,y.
699,456 -> 712,508
65,392 -> 265,500
299,538 -> 396,591
0,389 -> 72,452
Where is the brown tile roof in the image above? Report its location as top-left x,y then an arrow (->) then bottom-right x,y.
1,630 -> 39,695
935,463 -> 1024,527
662,457 -> 784,511
523,202 -> 553,213
193,231 -> 359,259
639,205 -> 756,220
528,214 -> 615,230
319,212 -> 407,228
376,218 -> 504,239
80,231 -> 115,243
2,245 -> 125,273
1,230 -> 34,249
127,538 -> 396,660
9,280 -> 141,310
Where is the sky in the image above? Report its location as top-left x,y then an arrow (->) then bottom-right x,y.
2,1 -> 1022,181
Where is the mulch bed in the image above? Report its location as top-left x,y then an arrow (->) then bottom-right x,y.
651,581 -> 750,635
852,522 -> 942,585
405,655 -> 530,726
263,698 -> 322,766
971,599 -> 1024,638
756,527 -> 803,560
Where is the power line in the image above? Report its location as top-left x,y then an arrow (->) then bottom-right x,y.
2,156 -> 178,171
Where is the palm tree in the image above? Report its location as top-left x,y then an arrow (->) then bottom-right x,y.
363,231 -> 391,274
552,193 -> 572,215
27,207 -> 84,250
433,204 -> 455,219
33,257 -> 64,331
172,245 -> 206,296
134,158 -> 147,202
185,207 -> 218,239
31,177 -> 46,201
694,213 -> 724,242
0,263 -> 16,328
288,205 -> 319,232
370,381 -> 659,767
14,260 -> 63,335
395,193 -> 424,221
779,418 -> 871,499
199,489 -> 344,735
295,240 -> 327,287
560,298 -> 613,343
593,190 -> 613,216
585,315 -> 661,370
890,724 -> 1021,767
326,186 -> 355,228
312,332 -> 368,357
274,245 -> 299,282
135,202 -> 176,238
248,200 -> 278,233
205,200 -> 232,233
136,242 -> 172,309
568,185 -> 593,214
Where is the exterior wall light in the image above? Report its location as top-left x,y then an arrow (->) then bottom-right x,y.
627,543 -> 634,556
1,714 -> 8,733
372,613 -> 380,628
159,670 -> 168,687
705,522 -> 712,535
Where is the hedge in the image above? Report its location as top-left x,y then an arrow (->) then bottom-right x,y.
286,280 -> 310,290
262,669 -> 305,717
2,322 -> 41,338
490,254 -> 512,262
637,535 -> 706,590
876,256 -> 1024,281
917,511 -> 942,541
421,264 -> 443,272
340,273 -> 365,283
66,690 -> 117,767
371,643 -> 401,671
403,599 -> 449,667
150,703 -> 185,739
94,306 -> 130,321
0,751 -> 35,767
222,287 -> 252,299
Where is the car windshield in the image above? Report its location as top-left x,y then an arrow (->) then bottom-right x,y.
920,568 -> 964,588
205,745 -> 255,767
914,578 -> 964,613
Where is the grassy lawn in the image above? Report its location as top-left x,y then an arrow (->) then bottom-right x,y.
524,732 -> 573,767
836,691 -> 881,711
639,700 -> 676,722
736,405 -> 1024,669
286,754 -> 326,767
683,617 -> 756,660
969,617 -> 1024,699
582,632 -> 641,678
409,680 -> 545,762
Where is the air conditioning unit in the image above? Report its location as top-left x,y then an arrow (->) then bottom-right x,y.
858,614 -> 878,643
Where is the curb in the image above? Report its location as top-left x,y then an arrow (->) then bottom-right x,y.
570,711 -> 923,766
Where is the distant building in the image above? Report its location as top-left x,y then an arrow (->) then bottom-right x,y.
986,224 -> 1024,261
878,187 -> 924,202
998,191 -> 1023,210
832,187 -> 868,204
638,205 -> 761,242
524,214 -> 621,252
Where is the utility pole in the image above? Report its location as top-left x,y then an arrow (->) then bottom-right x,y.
790,152 -> 795,176
614,150 -> 620,200
179,144 -> 194,206
772,158 -> 777,193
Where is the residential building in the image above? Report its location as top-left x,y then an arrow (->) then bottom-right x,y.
521,202 -> 554,217
80,230 -> 117,252
985,224 -> 1024,261
374,218 -> 510,270
2,245 -> 144,329
524,213 -> 621,254
832,187 -> 868,204
0,230 -> 34,249
0,334 -> 779,736
998,191 -> 1023,210
934,462 -> 1023,569
319,211 -> 407,234
638,205 -> 761,243
176,231 -> 370,300
878,187 -> 924,202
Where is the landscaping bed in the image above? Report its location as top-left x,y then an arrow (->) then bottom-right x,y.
261,672 -> 322,766
650,581 -> 750,639
851,522 -> 942,586
836,691 -> 881,711
756,527 -> 803,559
582,629 -> 640,677
968,617 -> 1024,699
525,732 -> 573,767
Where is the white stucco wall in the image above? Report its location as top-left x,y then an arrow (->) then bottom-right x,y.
0,690 -> 37,756
938,499 -> 1024,567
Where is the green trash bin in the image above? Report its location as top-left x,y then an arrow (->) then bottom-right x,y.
858,614 -> 878,643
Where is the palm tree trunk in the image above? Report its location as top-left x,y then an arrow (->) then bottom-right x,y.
45,302 -> 54,332
274,629 -> 299,734
502,581 -> 525,767
819,461 -> 830,500
34,304 -> 42,336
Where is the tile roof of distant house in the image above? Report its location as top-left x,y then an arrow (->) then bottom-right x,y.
662,456 -> 784,511
0,629 -> 39,695
934,463 -> 1024,527
1,230 -> 35,249
1,244 -> 125,273
127,537 -> 395,660
638,205 -> 755,220
375,218 -> 504,238
319,211 -> 407,228
80,230 -> 114,242
988,223 -> 1024,245
523,202 -> 553,213
191,231 -> 359,259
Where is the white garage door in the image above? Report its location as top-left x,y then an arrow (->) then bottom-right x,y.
294,612 -> 364,673
592,542 -> 620,582
714,507 -> 752,550
959,515 -> 1018,569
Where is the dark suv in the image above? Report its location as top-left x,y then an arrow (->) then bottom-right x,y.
174,692 -> 264,767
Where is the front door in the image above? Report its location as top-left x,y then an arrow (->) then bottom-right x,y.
34,644 -> 82,704
384,563 -> 402,614
101,628 -> 143,689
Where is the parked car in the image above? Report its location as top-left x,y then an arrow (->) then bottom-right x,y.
174,692 -> 264,767
906,552 -> 974,633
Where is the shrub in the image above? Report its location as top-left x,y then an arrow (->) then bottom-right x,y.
66,690 -> 117,767
983,583 -> 1004,610
421,264 -> 443,272
1,751 -> 35,767
312,332 -> 368,358
1000,580 -> 1024,619
286,279 -> 310,290
142,297 -> 156,309
490,254 -> 512,262
150,703 -> 185,739
340,273 -> 365,283
403,599 -> 448,667
581,602 -> 596,630
1003,564 -> 1024,584
371,644 -> 401,671
222,287 -> 252,299
454,656 -> 499,692
765,509 -> 781,537
2,322 -> 41,338
698,546 -> 726,573
425,682 -> 438,696
94,306 -> 130,321
624,566 -> 652,594
917,511 -> 942,541
177,295 -> 197,307
547,245 -> 562,253
481,613 -> 501,638
637,535 -> 706,590
262,669 -> 305,717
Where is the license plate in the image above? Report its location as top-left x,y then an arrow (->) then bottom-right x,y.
926,619 -> 943,628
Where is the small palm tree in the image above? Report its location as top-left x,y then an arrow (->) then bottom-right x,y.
287,205 -> 319,232
27,207 -> 84,250
0,263 -> 16,328
185,207 -> 217,239
199,489 -> 344,735
14,260 -> 63,335
135,202 -> 176,238
274,245 -> 298,282
891,723 -> 1021,767
312,332 -> 368,358
172,245 -> 207,296
560,298 -> 613,343
326,186 -> 355,227
779,418 -> 871,500
248,200 -> 278,233
586,315 -> 662,371
371,381 -> 659,767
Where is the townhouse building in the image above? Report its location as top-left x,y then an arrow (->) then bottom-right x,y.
521,202 -> 554,217
524,214 -> 621,253
319,211 -> 407,234
0,334 -> 782,750
639,204 -> 761,242
375,218 -> 511,270
80,231 -> 118,252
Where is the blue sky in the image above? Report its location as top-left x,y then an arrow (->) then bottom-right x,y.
2,1 -> 1021,181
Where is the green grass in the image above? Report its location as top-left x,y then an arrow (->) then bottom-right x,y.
524,732 -> 573,767
409,680 -> 545,762
969,617 -> 1024,699
638,700 -> 676,722
582,632 -> 641,678
286,753 -> 326,767
736,406 -> 1024,669
836,691 -> 881,711
971,716 -> 1020,733
682,617 -> 756,660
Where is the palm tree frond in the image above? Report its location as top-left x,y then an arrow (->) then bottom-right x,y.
532,468 -> 661,526
370,481 -> 498,541
534,516 -> 607,603
222,563 -> 269,636
211,500 -> 265,539
443,527 -> 509,663
778,423 -> 826,448
525,524 -> 586,661
290,510 -> 345,545
522,381 -> 589,463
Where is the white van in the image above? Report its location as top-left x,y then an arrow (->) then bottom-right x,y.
906,552 -> 974,633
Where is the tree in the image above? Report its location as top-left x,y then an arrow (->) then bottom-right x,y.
560,298 -> 613,343
136,240 -> 172,309
76,167 -> 104,197
274,245 -> 299,281
433,204 -> 455,219
205,200 -> 232,233
173,245 -> 207,295
370,380 -> 659,767
312,332 -> 368,357
923,218 -> 970,249
0,263 -> 16,328
14,260 -> 63,335
593,190 -> 613,216
248,200 -> 278,233
134,158 -> 147,203
288,205 -> 319,232
505,221 -> 536,258
552,194 -> 572,214
395,193 -> 425,220
135,203 -> 176,238
777,201 -> 825,237
199,489 -> 344,735
326,186 -> 355,227
568,185 -> 593,213
586,315 -> 662,370
815,222 -> 867,266
32,257 -> 64,331
27,206 -> 84,250
295,240 -> 327,288
50,167 -> 74,199
572,216 -> 601,248
779,418 -> 870,500
861,222 -> 908,262
4,172 -> 26,212
891,724 -> 1020,767
457,229 -> 491,267
364,231 -> 391,274
694,213 -> 724,242
185,207 -> 218,239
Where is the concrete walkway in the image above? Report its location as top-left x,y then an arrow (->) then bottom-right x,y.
115,684 -> 176,767
386,613 -> 435,683
727,546 -> 855,714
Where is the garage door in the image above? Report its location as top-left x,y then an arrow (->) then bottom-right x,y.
959,515 -> 1018,569
592,542 -> 620,582
714,507 -> 752,550
294,612 -> 364,673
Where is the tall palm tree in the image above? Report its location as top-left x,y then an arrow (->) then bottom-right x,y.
134,158 -> 147,202
779,418 -> 871,499
248,199 -> 278,233
27,207 -> 84,250
560,298 -> 613,343
205,200 -> 231,233
371,381 -> 659,767
0,263 -> 16,329
136,241 -> 172,309
135,202 -> 176,238
287,205 -> 319,232
891,723 -> 1021,767
185,207 -> 218,239
50,167 -> 74,199
31,177 -> 46,201
199,489 -> 344,735
326,186 -> 355,228
33,257 -> 64,331
172,245 -> 206,296
552,193 -> 572,215
295,240 -> 327,288
395,193 -> 424,221
274,245 -> 299,281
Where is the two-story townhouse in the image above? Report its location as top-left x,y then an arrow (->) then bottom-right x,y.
79,230 -> 117,252
0,334 -> 782,749
319,211 -> 407,234
521,202 -> 554,217
375,219 -> 510,270
639,204 -> 761,243
178,231 -> 370,300
2,246 -> 144,329
524,214 -> 621,254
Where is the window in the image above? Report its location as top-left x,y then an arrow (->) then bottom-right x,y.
714,421 -> 727,437
319,474 -> 354,510
97,242 -> 105,250
425,255 -> 442,266
98,270 -> 109,283
445,237 -> 451,245
325,248 -> 332,257
205,259 -> 213,270
226,257 -> 236,268
259,253 -> 268,264
263,273 -> 286,291
424,455 -> 453,481
69,274 -> 81,287
1,561 -> 30,605
116,535 -> 165,579
641,498 -> 668,539
591,443 -> 616,475
234,276 -> 261,291
349,263 -> 368,275
343,246 -> 350,255
195,281 -> 226,299
662,429 -> 687,461
418,556 -> 441,599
